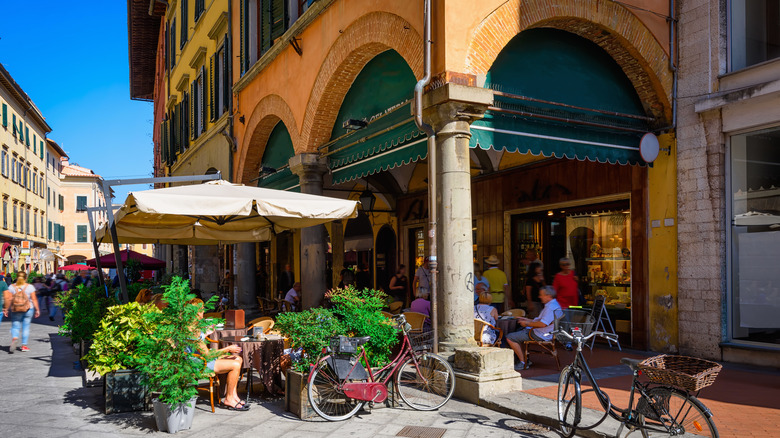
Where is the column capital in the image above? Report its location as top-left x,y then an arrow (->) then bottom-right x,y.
289,153 -> 328,195
422,83 -> 493,133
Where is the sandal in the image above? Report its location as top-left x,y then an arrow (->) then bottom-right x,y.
221,401 -> 249,411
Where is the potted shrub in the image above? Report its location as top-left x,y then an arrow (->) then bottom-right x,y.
83,302 -> 159,414
275,286 -> 398,418
135,276 -> 218,433
57,284 -> 117,387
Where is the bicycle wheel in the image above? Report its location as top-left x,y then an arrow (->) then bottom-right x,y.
557,365 -> 582,438
307,358 -> 364,421
395,352 -> 455,410
640,387 -> 718,437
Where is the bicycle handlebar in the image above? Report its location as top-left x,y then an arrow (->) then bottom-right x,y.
555,329 -> 618,343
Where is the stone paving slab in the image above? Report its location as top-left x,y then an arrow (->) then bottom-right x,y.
0,313 -> 557,438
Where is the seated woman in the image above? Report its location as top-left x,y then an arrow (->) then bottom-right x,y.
189,298 -> 249,411
474,291 -> 499,345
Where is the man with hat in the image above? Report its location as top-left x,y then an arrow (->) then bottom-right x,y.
483,255 -> 510,313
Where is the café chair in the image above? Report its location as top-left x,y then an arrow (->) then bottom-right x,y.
251,319 -> 274,334
474,318 -> 504,347
381,311 -> 394,319
388,301 -> 404,314
522,312 -> 565,370
503,308 -> 526,318
402,312 -> 428,333
257,297 -> 279,315
247,316 -> 273,326
194,336 -> 242,413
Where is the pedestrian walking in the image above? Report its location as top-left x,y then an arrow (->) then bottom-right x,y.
32,277 -> 47,312
0,273 -> 7,327
2,272 -> 41,353
552,257 -> 578,309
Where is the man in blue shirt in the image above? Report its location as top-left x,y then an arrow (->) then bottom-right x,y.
505,286 -> 562,370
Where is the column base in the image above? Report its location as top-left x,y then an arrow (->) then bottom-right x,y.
452,347 -> 523,404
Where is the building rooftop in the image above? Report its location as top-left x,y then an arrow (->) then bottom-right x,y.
0,63 -> 52,132
62,161 -> 101,179
127,0 -> 166,101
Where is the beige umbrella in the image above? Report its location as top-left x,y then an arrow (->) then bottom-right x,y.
96,180 -> 359,244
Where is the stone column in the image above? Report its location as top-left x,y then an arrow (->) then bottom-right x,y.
423,83 -> 493,352
289,153 -> 329,309
193,245 -> 220,295
235,242 -> 257,308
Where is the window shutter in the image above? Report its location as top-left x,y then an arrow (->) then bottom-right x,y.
48,221 -> 52,240
40,140 -> 44,159
210,53 -> 216,121
240,0 -> 247,73
12,114 -> 16,136
18,120 -> 23,142
180,0 -> 188,49
160,121 -> 167,165
270,0 -> 288,40
33,134 -> 37,154
190,82 -> 197,140
200,66 -> 207,132
2,103 -> 6,128
25,126 -> 29,146
171,20 -> 177,68
261,0 -> 272,53
223,35 -> 231,114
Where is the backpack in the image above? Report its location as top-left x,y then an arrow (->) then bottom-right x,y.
10,285 -> 31,313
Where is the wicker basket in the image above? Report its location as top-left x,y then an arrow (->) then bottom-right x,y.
638,355 -> 722,392
409,330 -> 433,352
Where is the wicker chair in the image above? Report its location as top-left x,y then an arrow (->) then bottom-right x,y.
381,311 -> 394,319
522,312 -> 565,370
247,316 -> 273,326
251,319 -> 274,334
503,308 -> 526,317
388,301 -> 404,314
474,319 -> 504,347
403,312 -> 428,333
194,336 -> 242,413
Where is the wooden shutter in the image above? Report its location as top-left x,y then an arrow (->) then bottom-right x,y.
12,114 -> 16,136
39,140 -> 43,159
210,53 -> 216,121
180,0 -> 188,48
170,20 -> 176,68
270,0 -> 288,40
190,81 -> 197,140
1,103 -> 6,127
240,0 -> 249,74
25,126 -> 29,146
261,0 -> 272,53
223,35 -> 231,115
183,95 -> 190,149
160,121 -> 167,165
200,66 -> 207,132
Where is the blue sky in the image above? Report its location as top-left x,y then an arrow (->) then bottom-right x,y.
0,2 -> 153,203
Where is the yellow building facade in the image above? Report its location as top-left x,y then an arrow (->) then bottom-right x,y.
0,63 -> 51,273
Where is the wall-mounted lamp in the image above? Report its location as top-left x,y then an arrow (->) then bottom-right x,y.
342,118 -> 367,131
359,189 -> 376,212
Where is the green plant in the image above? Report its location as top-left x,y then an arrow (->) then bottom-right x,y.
58,284 -> 118,344
275,308 -> 344,373
125,259 -> 143,283
134,276 -> 219,408
83,302 -> 159,375
329,286 -> 398,368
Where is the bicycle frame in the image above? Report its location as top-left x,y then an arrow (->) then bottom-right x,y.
566,344 -> 698,435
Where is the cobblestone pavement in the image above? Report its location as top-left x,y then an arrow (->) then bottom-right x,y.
0,312 -> 559,438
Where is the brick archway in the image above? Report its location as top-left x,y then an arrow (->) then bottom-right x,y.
300,12 -> 423,152
236,94 -> 299,185
465,0 -> 672,122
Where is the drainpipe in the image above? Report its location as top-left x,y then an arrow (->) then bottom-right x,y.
668,0 -> 678,130
413,0 -> 437,353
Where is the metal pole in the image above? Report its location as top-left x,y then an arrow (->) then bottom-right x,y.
85,207 -> 106,290
100,181 -> 130,303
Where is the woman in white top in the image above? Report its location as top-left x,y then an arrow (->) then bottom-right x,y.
2,272 -> 40,353
474,291 -> 499,345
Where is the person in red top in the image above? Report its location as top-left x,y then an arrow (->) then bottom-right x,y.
553,257 -> 578,309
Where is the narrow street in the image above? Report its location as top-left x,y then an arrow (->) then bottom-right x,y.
0,314 -> 558,438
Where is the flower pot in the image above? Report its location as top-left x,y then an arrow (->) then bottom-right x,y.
284,369 -> 317,419
104,369 -> 150,414
153,397 -> 197,434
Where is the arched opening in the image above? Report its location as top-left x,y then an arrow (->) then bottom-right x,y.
344,212 -> 374,290
257,121 -> 299,191
375,225 -> 397,293
66,255 -> 87,265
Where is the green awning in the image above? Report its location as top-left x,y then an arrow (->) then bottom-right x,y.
325,101 -> 427,185
259,168 -> 300,192
470,109 -> 648,166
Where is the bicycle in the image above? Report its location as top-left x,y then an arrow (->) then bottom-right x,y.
555,310 -> 720,437
306,314 -> 456,421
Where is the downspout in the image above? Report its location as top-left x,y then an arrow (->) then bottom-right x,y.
224,0 -> 235,183
413,0 -> 437,353
668,0 -> 678,131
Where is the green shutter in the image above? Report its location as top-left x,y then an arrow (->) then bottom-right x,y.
240,0 -> 247,73
270,0 -> 287,40
223,36 -> 231,114
171,20 -> 177,68
210,53 -> 216,121
190,82 -> 197,140
261,0 -> 272,53
180,0 -> 188,48
40,140 -> 44,159
200,66 -> 207,132
25,126 -> 29,146
77,225 -> 87,242
33,134 -> 37,154
12,114 -> 16,136
1,103 -> 6,127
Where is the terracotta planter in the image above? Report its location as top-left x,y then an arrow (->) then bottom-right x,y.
104,369 -> 150,414
284,369 -> 317,419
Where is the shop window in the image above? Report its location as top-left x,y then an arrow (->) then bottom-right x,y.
729,127 -> 780,345
76,195 -> 88,212
77,225 -> 88,243
730,0 -> 780,71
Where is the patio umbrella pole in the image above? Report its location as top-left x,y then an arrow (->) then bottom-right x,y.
100,181 -> 130,304
85,207 -> 106,290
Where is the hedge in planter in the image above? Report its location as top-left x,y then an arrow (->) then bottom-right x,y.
275,308 -> 344,373
57,284 -> 118,346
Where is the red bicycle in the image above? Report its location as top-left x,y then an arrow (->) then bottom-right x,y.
307,314 -> 455,421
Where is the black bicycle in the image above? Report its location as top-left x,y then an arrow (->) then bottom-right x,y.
555,310 -> 720,437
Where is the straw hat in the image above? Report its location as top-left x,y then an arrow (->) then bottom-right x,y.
485,255 -> 500,265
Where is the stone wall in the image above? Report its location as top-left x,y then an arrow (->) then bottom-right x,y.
675,0 -> 727,360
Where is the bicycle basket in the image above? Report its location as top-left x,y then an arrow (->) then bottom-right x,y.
638,355 -> 722,392
408,330 -> 433,352
330,336 -> 359,355
555,309 -> 596,343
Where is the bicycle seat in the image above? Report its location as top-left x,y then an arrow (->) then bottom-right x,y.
621,357 -> 642,371
354,336 -> 371,345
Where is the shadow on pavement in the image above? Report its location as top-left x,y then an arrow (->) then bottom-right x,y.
438,411 -> 561,437
47,333 -> 82,378
63,386 -> 158,432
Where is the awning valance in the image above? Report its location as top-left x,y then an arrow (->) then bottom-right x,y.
324,101 -> 427,185
470,108 -> 649,166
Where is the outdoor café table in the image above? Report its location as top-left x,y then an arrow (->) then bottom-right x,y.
218,335 -> 285,397
207,328 -> 249,349
495,316 -> 518,348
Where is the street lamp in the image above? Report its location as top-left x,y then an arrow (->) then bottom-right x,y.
359,189 -> 376,212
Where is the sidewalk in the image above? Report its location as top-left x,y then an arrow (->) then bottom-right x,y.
0,312 -> 556,438
482,344 -> 780,437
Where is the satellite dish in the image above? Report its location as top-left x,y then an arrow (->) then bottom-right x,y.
639,133 -> 660,163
